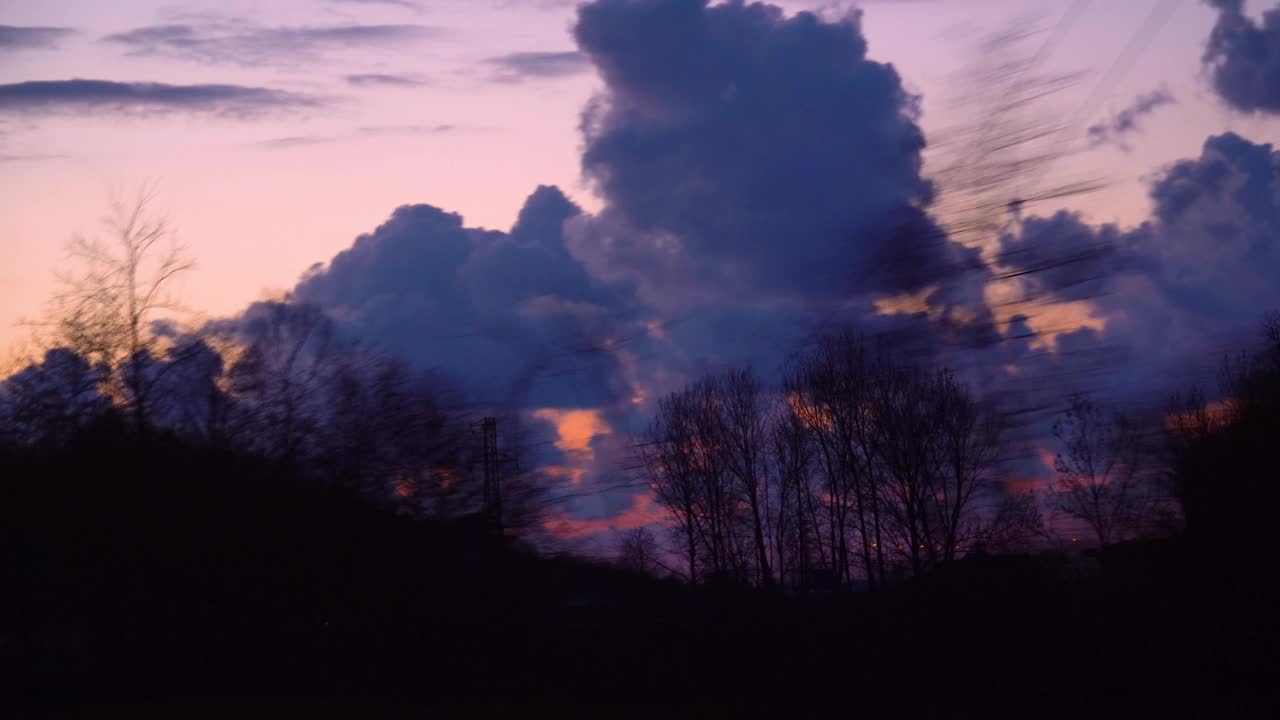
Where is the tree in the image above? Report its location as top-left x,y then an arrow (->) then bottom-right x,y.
639,388 -> 706,585
930,369 -> 1007,563
616,526 -> 663,576
717,369 -> 774,586
1049,394 -> 1151,546
223,301 -> 338,465
43,186 -> 194,432
1168,313 -> 1280,550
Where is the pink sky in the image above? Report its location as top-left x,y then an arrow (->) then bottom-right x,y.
4,0 -> 1277,362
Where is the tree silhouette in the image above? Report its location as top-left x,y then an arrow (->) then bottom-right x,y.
1049,394 -> 1151,546
41,185 -> 194,433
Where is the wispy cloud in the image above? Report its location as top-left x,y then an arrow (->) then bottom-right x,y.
1086,87 -> 1175,151
0,25 -> 75,51
328,0 -> 424,11
345,72 -> 429,88
0,152 -> 66,163
103,19 -> 442,67
252,123 -> 463,150
355,124 -> 463,135
486,51 -> 590,82
0,79 -> 324,118
253,135 -> 334,149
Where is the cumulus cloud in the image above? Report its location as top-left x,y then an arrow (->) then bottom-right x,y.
997,132 -> 1280,404
345,72 -> 429,88
103,19 -> 441,67
0,79 -> 323,118
569,0 -> 958,305
0,25 -> 75,51
1086,87 -> 1175,150
290,185 -> 639,411
1203,0 -> 1280,113
485,51 -> 591,82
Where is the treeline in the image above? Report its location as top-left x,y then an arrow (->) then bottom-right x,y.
635,316 -> 1280,591
0,302 -> 550,528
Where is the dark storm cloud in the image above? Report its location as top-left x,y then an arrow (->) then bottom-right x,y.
1086,88 -> 1175,150
1203,0 -> 1280,113
0,25 -> 75,51
103,20 -> 441,67
997,132 -> 1280,404
290,186 -> 640,410
996,212 -> 1127,303
568,0 -> 954,305
0,79 -> 323,118
485,51 -> 591,81
345,72 -> 429,88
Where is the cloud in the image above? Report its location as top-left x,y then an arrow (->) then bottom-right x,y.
260,0 -> 1025,538
1086,87 -> 1175,150
996,211 -> 1126,303
251,124 -> 464,149
289,185 -> 639,411
0,152 -> 66,163
568,0 -> 956,304
355,123 -> 465,135
0,79 -> 323,118
1203,0 -> 1280,113
0,25 -> 75,51
328,0 -> 423,11
103,19 -> 441,67
996,132 -> 1280,404
543,492 -> 664,540
252,135 -> 334,149
345,72 -> 429,88
486,51 -> 591,82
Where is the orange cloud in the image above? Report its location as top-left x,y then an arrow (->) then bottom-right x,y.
543,493 -> 667,540
542,464 -> 585,485
1165,399 -> 1233,431
1038,447 -> 1057,473
1004,476 -> 1045,495
532,408 -> 612,485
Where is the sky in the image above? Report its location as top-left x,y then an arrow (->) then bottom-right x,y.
3,0 -> 1279,544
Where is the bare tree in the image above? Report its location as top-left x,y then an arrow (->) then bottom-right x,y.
766,407 -> 818,590
224,302 -> 338,465
718,369 -> 774,586
45,185 -> 194,432
640,389 -> 706,585
1049,394 -> 1151,546
616,526 -> 664,576
930,369 -> 1007,562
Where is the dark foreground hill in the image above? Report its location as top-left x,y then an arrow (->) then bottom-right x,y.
2,424 -> 1276,717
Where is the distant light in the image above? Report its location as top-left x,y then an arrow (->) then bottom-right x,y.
1071,537 -> 1079,543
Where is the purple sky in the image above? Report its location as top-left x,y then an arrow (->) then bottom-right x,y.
2,0 -> 1273,356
